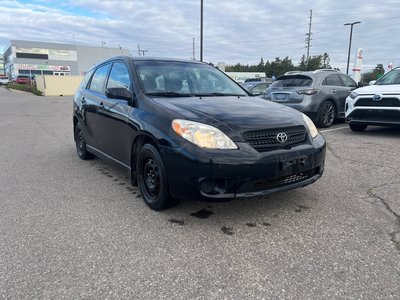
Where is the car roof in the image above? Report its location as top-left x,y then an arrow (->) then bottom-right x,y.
88,56 -> 209,72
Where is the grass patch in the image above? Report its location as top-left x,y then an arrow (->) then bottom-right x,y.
7,84 -> 43,96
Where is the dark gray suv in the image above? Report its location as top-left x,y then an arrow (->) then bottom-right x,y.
262,70 -> 359,127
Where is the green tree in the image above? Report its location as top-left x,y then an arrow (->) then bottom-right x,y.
361,64 -> 385,84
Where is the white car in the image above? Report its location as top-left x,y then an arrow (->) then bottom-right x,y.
345,67 -> 400,131
0,76 -> 10,85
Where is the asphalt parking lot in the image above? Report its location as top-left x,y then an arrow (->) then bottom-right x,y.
0,86 -> 399,299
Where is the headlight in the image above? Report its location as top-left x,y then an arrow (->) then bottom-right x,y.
349,91 -> 358,99
172,119 -> 238,149
302,114 -> 319,139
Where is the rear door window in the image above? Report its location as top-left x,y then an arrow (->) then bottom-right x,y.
322,74 -> 343,86
89,64 -> 111,93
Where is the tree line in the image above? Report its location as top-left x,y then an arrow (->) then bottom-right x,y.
225,53 -> 387,83
225,53 -> 332,77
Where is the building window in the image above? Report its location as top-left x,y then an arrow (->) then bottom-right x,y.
16,53 -> 49,59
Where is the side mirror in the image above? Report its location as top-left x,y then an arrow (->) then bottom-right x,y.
105,87 -> 132,101
357,82 -> 363,88
369,80 -> 376,85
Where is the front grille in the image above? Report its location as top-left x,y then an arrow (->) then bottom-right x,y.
238,168 -> 318,193
355,97 -> 400,107
350,109 -> 400,124
243,126 -> 307,151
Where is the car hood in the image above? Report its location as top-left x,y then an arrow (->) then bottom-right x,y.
355,84 -> 400,94
151,96 -> 305,141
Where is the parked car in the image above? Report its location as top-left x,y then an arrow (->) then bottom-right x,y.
240,81 -> 270,95
15,75 -> 34,85
73,56 -> 326,210
262,69 -> 360,128
345,66 -> 400,131
244,78 -> 262,83
0,76 -> 10,85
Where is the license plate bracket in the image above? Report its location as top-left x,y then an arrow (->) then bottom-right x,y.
279,156 -> 310,175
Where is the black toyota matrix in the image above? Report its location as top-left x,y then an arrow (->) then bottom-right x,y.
73,57 -> 326,210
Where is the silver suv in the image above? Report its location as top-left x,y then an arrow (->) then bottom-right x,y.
262,70 -> 359,128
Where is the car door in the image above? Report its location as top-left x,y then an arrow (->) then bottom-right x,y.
322,74 -> 347,114
97,61 -> 133,165
81,64 -> 111,149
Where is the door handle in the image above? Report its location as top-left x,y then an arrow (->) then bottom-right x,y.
332,89 -> 336,93
99,102 -> 104,108
81,97 -> 86,103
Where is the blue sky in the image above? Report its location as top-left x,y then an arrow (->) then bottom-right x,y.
1,0 -> 399,73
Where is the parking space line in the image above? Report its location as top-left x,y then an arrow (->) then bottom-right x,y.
319,126 -> 348,133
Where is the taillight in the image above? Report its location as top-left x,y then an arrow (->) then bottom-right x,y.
296,89 -> 319,95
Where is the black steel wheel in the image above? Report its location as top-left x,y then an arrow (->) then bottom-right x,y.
316,101 -> 336,128
137,144 -> 177,210
74,124 -> 94,160
349,123 -> 367,132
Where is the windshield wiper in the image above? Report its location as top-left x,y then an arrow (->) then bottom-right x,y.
145,92 -> 194,97
194,92 -> 245,97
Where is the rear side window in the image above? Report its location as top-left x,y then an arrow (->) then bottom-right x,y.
89,64 -> 111,93
322,74 -> 342,86
79,69 -> 94,90
270,75 -> 313,88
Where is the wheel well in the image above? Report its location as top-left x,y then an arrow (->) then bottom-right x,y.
130,133 -> 159,184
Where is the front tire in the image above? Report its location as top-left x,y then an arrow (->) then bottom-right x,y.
349,123 -> 367,132
316,101 -> 336,128
137,144 -> 177,211
74,124 -> 94,160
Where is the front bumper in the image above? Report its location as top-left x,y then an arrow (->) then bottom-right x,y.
160,134 -> 326,201
345,96 -> 400,126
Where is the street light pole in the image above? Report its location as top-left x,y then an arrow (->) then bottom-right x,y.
200,0 -> 203,62
344,21 -> 361,75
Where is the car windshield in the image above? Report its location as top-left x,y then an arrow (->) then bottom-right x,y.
375,68 -> 400,85
269,75 -> 313,88
134,60 -> 247,97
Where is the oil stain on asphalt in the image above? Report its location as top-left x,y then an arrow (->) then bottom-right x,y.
221,226 -> 234,235
190,208 -> 214,219
295,205 -> 311,212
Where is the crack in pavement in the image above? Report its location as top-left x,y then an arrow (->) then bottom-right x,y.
326,143 -> 397,170
367,182 -> 400,254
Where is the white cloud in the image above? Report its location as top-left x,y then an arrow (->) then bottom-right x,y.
1,0 -> 400,72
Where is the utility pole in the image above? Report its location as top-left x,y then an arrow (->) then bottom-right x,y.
137,44 -> 148,56
192,38 -> 195,60
344,21 -> 361,75
305,9 -> 312,67
200,0 -> 203,62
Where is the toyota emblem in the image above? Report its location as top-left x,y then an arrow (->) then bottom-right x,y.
372,94 -> 383,101
276,132 -> 288,143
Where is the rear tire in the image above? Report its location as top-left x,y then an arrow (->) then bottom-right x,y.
74,124 -> 94,160
316,101 -> 336,128
137,144 -> 177,211
349,123 -> 367,132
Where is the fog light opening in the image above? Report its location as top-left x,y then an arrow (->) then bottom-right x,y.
200,179 -> 217,194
